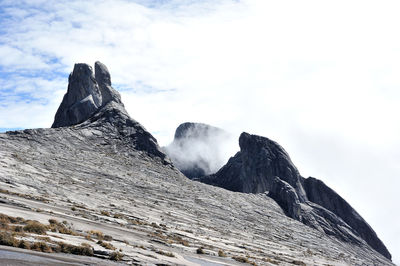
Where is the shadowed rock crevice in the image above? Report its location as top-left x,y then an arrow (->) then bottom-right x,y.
199,132 -> 391,260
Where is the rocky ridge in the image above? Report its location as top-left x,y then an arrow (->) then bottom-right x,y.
200,132 -> 391,260
0,62 -> 394,265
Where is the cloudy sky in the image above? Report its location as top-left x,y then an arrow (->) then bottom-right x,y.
0,0 -> 399,262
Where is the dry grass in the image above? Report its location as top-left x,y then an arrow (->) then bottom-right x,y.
100,210 -> 110,216
218,249 -> 227,257
110,251 -> 124,261
97,240 -> 116,250
23,221 -> 47,234
156,250 -> 175,257
232,256 -> 249,263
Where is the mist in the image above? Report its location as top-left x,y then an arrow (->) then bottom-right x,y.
163,122 -> 238,178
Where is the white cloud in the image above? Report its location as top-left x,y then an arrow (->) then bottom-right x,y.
0,0 -> 399,261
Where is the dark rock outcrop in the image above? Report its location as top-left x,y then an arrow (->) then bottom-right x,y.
304,177 -> 391,259
164,122 -> 233,179
200,132 -> 391,260
52,62 -> 168,164
200,132 -> 306,200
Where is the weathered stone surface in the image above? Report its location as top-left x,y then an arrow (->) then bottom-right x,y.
164,122 -> 233,179
304,177 -> 392,259
94,61 -> 122,105
268,177 -> 302,220
52,63 -> 102,128
200,132 -> 392,260
52,62 -> 168,164
0,62 -> 393,265
201,132 -> 306,199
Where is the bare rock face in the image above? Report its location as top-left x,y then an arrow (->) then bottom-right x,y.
52,62 -> 168,164
52,61 -> 121,128
164,122 -> 233,179
200,132 -> 392,260
304,177 -> 392,259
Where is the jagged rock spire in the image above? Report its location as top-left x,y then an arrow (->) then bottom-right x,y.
51,62 -> 169,164
52,61 -> 122,128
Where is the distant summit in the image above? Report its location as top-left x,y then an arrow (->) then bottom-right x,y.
164,122 -> 235,179
200,132 -> 391,259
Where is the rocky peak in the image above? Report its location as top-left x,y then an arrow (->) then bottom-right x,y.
52,61 -> 122,128
51,62 -> 169,164
199,131 -> 392,260
202,132 -> 306,198
164,122 -> 234,179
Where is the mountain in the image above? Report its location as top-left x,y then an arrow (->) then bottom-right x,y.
0,62 -> 393,265
163,122 -> 233,179
200,132 -> 391,260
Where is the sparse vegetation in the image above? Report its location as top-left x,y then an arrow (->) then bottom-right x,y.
0,189 -> 48,202
291,260 -> 306,266
232,256 -> 249,263
218,249 -> 227,257
23,221 -> 47,234
196,247 -> 205,254
100,210 -> 110,216
110,251 -> 124,261
88,230 -> 104,240
56,242 -> 94,256
31,241 -> 52,253
156,250 -> 175,257
97,240 -> 116,250
0,231 -> 19,247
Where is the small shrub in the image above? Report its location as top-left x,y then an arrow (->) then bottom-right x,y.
232,256 -> 249,263
156,250 -> 175,257
24,221 -> 47,234
0,232 -> 18,247
31,241 -> 52,253
57,242 -> 94,256
291,260 -> 306,266
103,235 -> 113,241
113,213 -> 124,219
97,240 -> 116,250
88,230 -> 104,240
110,251 -> 124,261
18,240 -> 31,249
218,250 -> 227,257
196,247 -> 205,254
151,222 -> 159,228
100,210 -> 110,216
48,219 -> 57,224
13,225 -> 24,232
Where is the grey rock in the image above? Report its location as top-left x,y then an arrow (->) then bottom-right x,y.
0,63 -> 393,265
52,63 -> 102,128
304,176 -> 392,259
268,177 -> 302,220
52,62 -> 168,164
201,132 -> 306,200
164,122 -> 232,179
94,61 -> 122,105
200,132 -> 392,260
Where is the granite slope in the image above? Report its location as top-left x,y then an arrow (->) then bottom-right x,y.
0,62 -> 394,265
200,132 -> 391,260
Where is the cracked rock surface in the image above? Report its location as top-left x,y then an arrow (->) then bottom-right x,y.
0,62 -> 393,265
200,132 -> 392,260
